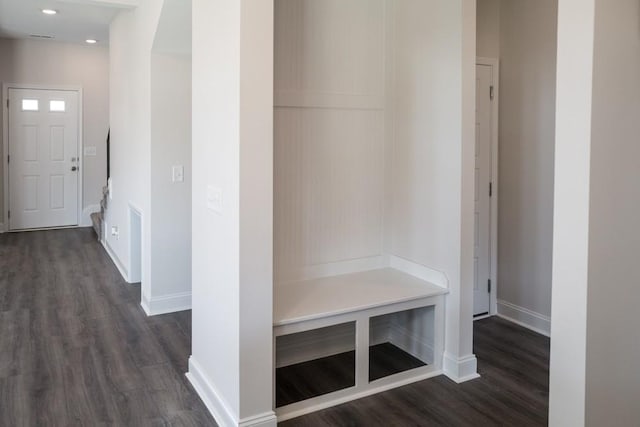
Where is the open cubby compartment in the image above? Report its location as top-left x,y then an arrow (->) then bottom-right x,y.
275,322 -> 357,408
369,306 -> 436,382
273,280 -> 445,421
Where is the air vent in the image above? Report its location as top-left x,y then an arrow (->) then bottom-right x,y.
29,34 -> 54,39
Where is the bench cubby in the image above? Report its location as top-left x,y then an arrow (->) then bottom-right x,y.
273,268 -> 446,421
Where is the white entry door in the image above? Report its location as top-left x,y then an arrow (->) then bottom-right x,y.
474,64 -> 494,316
8,88 -> 79,230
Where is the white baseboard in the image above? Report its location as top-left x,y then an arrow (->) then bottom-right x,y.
187,357 -> 277,427
497,300 -> 551,337
443,353 -> 480,383
239,413 -> 277,427
388,255 -> 449,289
102,238 -> 131,283
187,357 -> 238,426
141,291 -> 192,316
81,204 -> 100,227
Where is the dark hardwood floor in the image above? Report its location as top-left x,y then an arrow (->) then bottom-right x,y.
283,318 -> 549,427
0,228 -> 216,426
1,228 -> 549,426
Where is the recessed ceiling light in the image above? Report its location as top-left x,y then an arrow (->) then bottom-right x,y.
85,39 -> 97,44
42,9 -> 57,15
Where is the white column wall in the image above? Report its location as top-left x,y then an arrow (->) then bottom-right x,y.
585,0 -> 640,425
108,0 -> 163,289
189,0 -> 275,426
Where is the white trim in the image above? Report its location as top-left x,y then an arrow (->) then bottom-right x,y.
2,83 -> 84,232
497,300 -> 551,337
277,255 -> 386,284
239,413 -> 277,427
57,0 -> 139,8
187,357 -> 278,427
278,255 -> 449,290
102,238 -> 131,283
81,204 -> 100,227
476,57 -> 500,316
443,353 -> 480,383
141,291 -> 192,316
187,357 -> 238,427
388,255 -> 449,289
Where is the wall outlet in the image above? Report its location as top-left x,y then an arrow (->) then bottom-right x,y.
172,165 -> 184,183
206,186 -> 223,214
111,225 -> 119,239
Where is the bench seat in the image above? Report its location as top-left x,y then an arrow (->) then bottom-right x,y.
274,268 -> 448,328
273,267 -> 448,421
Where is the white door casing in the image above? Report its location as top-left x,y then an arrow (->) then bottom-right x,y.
7,88 -> 80,230
474,64 -> 494,316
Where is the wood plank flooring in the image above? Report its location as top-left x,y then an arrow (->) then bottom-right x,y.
284,317 -> 549,426
276,343 -> 427,407
0,228 -> 216,426
1,228 -> 549,426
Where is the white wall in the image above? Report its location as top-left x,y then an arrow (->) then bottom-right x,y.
145,0 -> 193,315
549,0 -> 594,423
0,37 -> 109,225
148,52 -> 192,313
476,0 -> 558,333
476,0 -> 500,58
585,0 -> 640,424
107,0 -> 162,286
274,0 -> 386,282
189,0 -> 275,425
549,0 -> 640,424
387,0 -> 477,381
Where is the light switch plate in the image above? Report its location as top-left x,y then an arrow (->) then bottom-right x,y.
84,146 -> 97,156
172,165 -> 184,183
206,186 -> 223,214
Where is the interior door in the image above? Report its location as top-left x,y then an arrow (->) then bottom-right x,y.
8,88 -> 79,230
474,64 -> 493,316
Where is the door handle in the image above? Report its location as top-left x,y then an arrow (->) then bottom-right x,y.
71,166 -> 78,172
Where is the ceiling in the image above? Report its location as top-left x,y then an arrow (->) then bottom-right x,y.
0,0 -> 137,44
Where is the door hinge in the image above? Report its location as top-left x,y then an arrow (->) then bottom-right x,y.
489,182 -> 492,197
490,85 -> 495,100
7,155 -> 9,164
488,279 -> 492,293
7,211 -> 10,219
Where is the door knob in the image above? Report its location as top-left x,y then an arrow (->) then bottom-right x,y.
71,166 -> 78,172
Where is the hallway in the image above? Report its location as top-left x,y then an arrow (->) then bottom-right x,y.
0,228 -> 215,425
0,229 -> 549,426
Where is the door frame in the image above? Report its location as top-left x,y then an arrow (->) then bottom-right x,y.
2,83 -> 84,232
475,57 -> 499,317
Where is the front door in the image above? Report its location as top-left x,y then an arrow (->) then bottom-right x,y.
8,88 -> 79,230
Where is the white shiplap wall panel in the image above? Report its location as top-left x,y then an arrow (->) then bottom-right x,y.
274,0 -> 387,282
274,108 -> 385,280
275,0 -> 385,108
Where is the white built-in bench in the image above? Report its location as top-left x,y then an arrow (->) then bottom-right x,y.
273,268 -> 448,421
